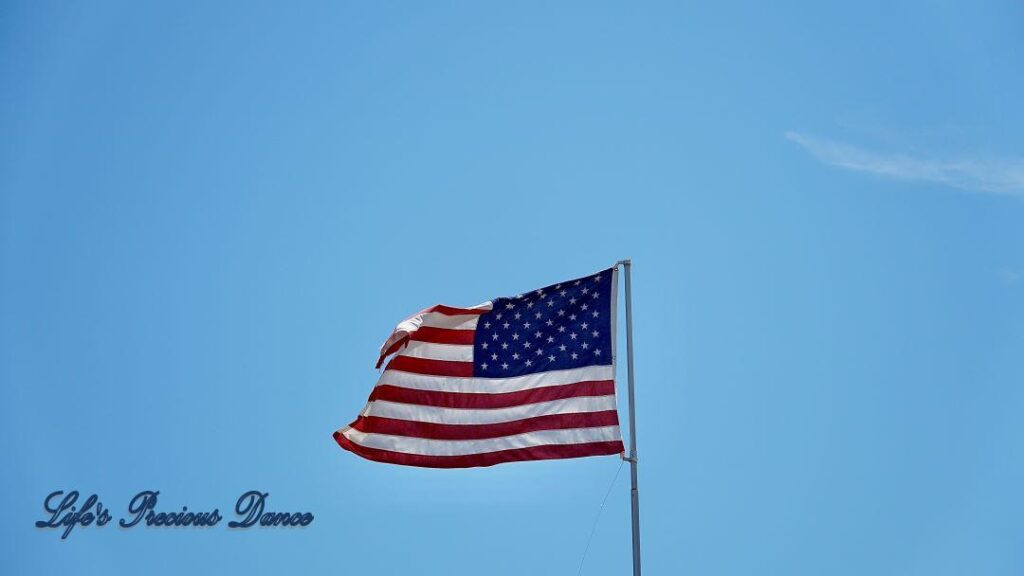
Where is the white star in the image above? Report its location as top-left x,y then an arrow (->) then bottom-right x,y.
595,349 -> 602,356
482,342 -> 488,349
560,290 -> 567,297
523,341 -> 531,348
592,292 -> 599,298
513,353 -> 520,360
484,321 -> 491,329
570,297 -> 577,304
548,355 -> 556,362
491,353 -> 498,360
571,352 -> 578,359
539,293 -> 547,299
501,342 -> 509,350
592,331 -> 599,338
582,287 -> 589,295
512,333 -> 520,340
481,362 -> 488,370
525,359 -> 533,367
514,312 -> 521,320
570,332 -> 578,340
593,311 -> 599,318
535,349 -> 543,356
581,342 -> 589,349
546,319 -> 554,326
558,326 -> 566,333
527,301 -> 534,309
581,304 -> 589,311
574,280 -> 581,286
503,322 -> 510,329
570,314 -> 577,320
502,362 -> 509,370
534,331 -> 542,338
535,289 -> 544,295
492,333 -> 499,341
555,284 -> 562,289
535,311 -> 542,319
547,300 -> 555,307
546,336 -> 554,343
496,313 -> 503,320
581,322 -> 589,330
559,344 -> 567,351
524,322 -> 531,329
594,275 -> 601,282
557,310 -> 566,316
506,302 -> 514,310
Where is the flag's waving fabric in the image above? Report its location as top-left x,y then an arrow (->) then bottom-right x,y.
334,268 -> 625,468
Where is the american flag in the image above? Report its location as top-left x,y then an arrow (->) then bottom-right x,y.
334,267 -> 625,468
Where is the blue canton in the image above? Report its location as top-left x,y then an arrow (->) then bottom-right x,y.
472,268 -> 614,377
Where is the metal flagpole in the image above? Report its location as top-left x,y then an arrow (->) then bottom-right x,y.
616,259 -> 642,576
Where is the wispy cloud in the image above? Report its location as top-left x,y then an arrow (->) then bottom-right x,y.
996,267 -> 1024,286
786,131 -> 1024,196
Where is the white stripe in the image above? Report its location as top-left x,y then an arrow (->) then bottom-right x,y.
342,425 -> 621,456
388,303 -> 487,338
378,365 -> 614,394
419,313 -> 481,330
363,395 -> 617,424
397,341 -> 473,362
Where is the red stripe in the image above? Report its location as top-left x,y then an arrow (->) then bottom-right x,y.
386,356 -> 474,377
408,327 -> 475,345
424,304 -> 489,316
369,380 -> 616,409
333,431 -> 623,468
349,411 -> 620,440
376,336 -> 410,369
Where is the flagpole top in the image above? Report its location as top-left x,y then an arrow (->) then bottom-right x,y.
615,259 -> 632,268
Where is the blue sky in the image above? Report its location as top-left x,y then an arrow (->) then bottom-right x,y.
2,1 -> 1022,574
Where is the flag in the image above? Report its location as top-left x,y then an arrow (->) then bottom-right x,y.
334,267 -> 625,468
